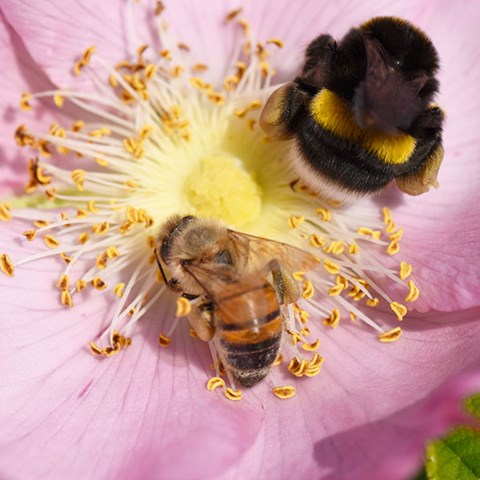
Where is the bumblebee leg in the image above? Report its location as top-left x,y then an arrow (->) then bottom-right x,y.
396,143 -> 444,195
396,106 -> 445,195
259,82 -> 311,139
264,259 -> 300,305
187,300 -> 215,342
301,34 -> 336,86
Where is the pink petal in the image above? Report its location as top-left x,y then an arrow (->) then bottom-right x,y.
0,0 -> 162,90
220,308 -> 480,479
0,219 -> 262,479
0,12 -> 61,194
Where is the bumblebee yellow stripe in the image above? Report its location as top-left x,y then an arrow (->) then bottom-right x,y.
309,88 -> 416,165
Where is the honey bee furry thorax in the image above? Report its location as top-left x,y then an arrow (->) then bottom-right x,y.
260,16 -> 445,200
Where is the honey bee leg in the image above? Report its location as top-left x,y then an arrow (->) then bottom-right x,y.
259,82 -> 312,139
265,259 -> 300,305
187,301 -> 215,342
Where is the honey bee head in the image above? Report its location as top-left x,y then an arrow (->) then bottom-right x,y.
158,216 -> 234,294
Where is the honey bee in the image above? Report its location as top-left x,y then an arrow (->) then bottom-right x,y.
260,17 -> 444,199
155,215 -> 318,387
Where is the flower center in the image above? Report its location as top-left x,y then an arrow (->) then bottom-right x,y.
185,154 -> 261,227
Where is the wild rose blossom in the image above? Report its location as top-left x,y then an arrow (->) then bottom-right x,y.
0,1 -> 479,479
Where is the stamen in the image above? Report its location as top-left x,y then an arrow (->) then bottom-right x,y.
207,377 -> 225,391
272,386 -> 296,399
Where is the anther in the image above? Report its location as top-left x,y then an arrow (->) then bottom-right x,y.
176,297 -> 191,317
0,254 -> 15,277
390,301 -> 407,321
158,333 -> 171,347
378,327 -> 403,343
272,386 -> 296,399
224,388 -> 242,401
207,377 -> 225,391
399,261 -> 412,280
405,280 -> 420,302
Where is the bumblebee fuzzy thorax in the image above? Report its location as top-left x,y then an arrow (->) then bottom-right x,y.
260,16 -> 444,198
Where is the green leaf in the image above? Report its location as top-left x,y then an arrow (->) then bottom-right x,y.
425,426 -> 480,480
464,394 -> 480,418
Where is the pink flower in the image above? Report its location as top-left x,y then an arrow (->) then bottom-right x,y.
0,1 -> 479,479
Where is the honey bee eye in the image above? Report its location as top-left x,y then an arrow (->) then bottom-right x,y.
214,250 -> 233,265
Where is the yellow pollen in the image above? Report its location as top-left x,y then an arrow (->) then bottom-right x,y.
323,309 -> 340,328
316,208 -> 331,222
309,234 -> 325,248
328,284 -> 344,297
390,301 -> 408,321
348,242 -> 359,255
357,227 -> 382,240
76,279 -> 87,292
20,92 -> 32,111
82,45 -> 97,64
272,386 -> 296,399
302,339 -> 321,352
273,353 -> 283,366
71,169 -> 86,191
61,290 -> 74,308
185,155 -> 261,228
78,232 -> 89,244
95,253 -> 108,270
237,18 -> 250,36
60,252 -> 72,264
57,274 -> 70,290
207,377 -> 225,391
405,280 -> 420,302
33,219 -> 49,228
92,222 -> 110,235
366,297 -> 380,307
399,261 -> 413,280
92,277 -> 107,290
158,333 -> 171,348
176,297 -> 191,317
302,279 -> 314,300
44,235 -> 60,249
53,94 -> 64,108
382,207 -> 393,224
389,228 -> 404,243
0,254 -> 15,277
154,1 -> 164,15
0,203 -> 12,222
288,215 -> 304,229
323,259 -> 340,275
379,327 -> 403,343
349,312 -> 357,321
387,241 -> 400,255
225,7 -> 242,23
292,271 -> 304,281
113,283 -> 125,298
266,38 -> 284,48
224,388 -> 242,401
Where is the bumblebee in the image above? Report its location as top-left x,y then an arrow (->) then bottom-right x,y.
260,17 -> 445,199
155,215 -> 318,387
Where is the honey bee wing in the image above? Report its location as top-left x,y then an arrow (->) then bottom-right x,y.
227,230 -> 320,274
181,262 -> 242,304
